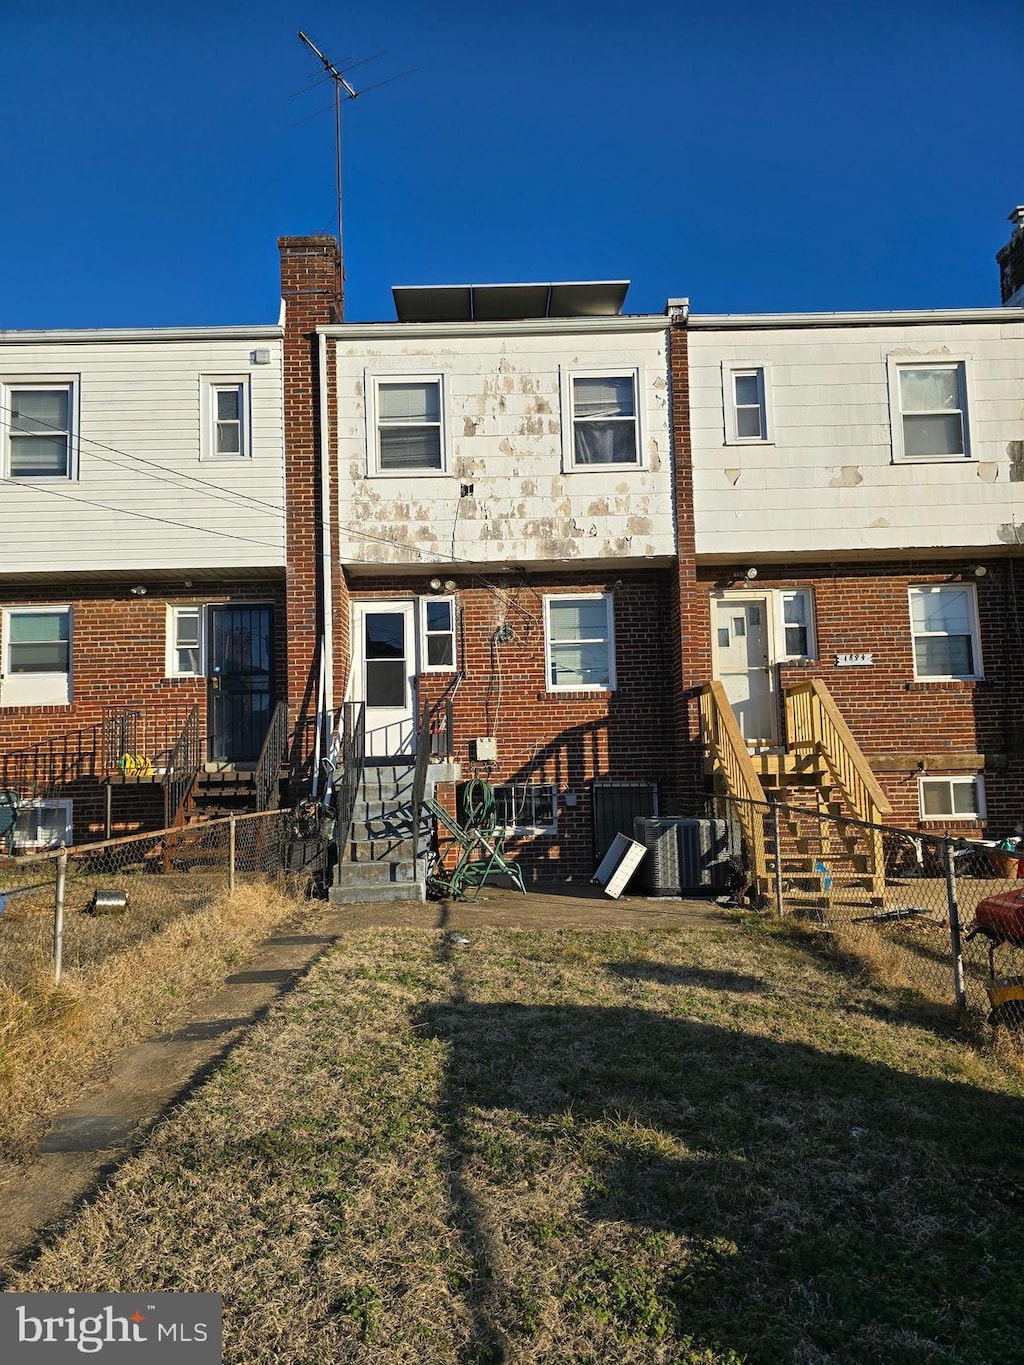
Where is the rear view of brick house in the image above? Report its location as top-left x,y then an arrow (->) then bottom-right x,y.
0,325 -> 287,847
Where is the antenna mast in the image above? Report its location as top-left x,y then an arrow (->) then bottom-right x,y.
298,30 -> 358,278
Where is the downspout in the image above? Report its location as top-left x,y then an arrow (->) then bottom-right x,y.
314,328 -> 335,794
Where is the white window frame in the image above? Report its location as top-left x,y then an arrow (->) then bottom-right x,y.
2,378 -> 79,479
10,796 -> 74,853
420,596 -> 457,673
908,585 -> 983,681
1,606 -> 72,707
366,373 -> 447,477
201,377 -> 251,460
918,774 -> 985,822
491,782 -> 558,835
887,357 -> 972,462
775,589 -> 816,661
166,605 -> 206,678
723,363 -> 772,445
543,592 -> 616,692
561,367 -> 643,471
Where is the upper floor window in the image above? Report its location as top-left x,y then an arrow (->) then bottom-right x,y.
202,378 -> 250,460
544,593 -> 616,691
723,364 -> 771,444
2,606 -> 72,706
566,371 -> 640,467
5,383 -> 76,477
908,585 -> 981,680
421,597 -> 456,671
890,361 -> 969,460
372,377 -> 444,474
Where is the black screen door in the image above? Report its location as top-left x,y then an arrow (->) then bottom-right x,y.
208,605 -> 273,763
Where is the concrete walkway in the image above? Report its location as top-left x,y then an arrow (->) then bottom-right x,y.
0,885 -> 734,1278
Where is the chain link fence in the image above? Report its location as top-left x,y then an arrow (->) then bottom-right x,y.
713,794 -> 1024,1030
0,809 -> 328,991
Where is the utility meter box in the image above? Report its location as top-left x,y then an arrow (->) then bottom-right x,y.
472,736 -> 497,761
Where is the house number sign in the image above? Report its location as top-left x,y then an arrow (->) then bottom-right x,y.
835,652 -> 874,667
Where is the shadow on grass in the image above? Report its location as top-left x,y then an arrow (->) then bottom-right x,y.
605,960 -> 768,992
417,998 -> 1024,1365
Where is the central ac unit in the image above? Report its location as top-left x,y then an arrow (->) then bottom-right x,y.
632,817 -> 740,895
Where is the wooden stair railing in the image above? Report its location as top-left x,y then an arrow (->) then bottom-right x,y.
697,682 -> 770,895
784,677 -> 892,899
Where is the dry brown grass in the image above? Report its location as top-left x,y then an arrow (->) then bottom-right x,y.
10,920 -> 1024,1363
0,881 -> 300,1165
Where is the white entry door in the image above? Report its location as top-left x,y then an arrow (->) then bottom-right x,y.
713,596 -> 776,747
351,601 -> 418,757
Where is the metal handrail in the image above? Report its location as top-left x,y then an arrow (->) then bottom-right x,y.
163,704 -> 201,827
254,701 -> 289,812
332,700 -> 366,870
1,709 -> 143,801
412,670 -> 464,870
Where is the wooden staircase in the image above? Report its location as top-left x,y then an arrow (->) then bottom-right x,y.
699,677 -> 892,902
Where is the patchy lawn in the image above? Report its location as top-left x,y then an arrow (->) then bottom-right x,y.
9,917 -> 1024,1364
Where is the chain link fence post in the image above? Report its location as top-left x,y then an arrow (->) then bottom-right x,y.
53,844 -> 67,986
942,838 -> 967,1010
228,815 -> 237,894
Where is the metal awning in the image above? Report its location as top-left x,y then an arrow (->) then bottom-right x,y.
391,280 -> 630,323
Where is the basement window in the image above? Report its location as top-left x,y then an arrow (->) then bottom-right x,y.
10,797 -> 73,853
919,775 -> 984,822
492,783 -> 557,834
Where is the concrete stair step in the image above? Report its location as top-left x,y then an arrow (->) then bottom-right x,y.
344,836 -> 418,863
329,880 -> 425,905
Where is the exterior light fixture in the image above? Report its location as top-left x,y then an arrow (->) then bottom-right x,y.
971,564 -> 988,578
428,578 -> 443,592
129,585 -> 147,596
744,566 -> 759,580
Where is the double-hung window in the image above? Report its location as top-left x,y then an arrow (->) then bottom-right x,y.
202,378 -> 250,459
779,589 -> 814,659
167,606 -> 205,677
908,586 -> 981,680
566,371 -> 640,467
723,364 -> 771,443
373,377 -> 444,473
544,594 -> 615,691
890,361 -> 969,460
2,607 -> 72,706
421,597 -> 456,670
6,383 -> 75,477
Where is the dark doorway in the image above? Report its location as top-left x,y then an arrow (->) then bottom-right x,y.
208,605 -> 273,763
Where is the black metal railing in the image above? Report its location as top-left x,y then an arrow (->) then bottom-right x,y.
332,701 -> 366,869
1,709 -> 144,802
254,701 -> 289,812
163,705 -> 201,827
411,671 -> 464,869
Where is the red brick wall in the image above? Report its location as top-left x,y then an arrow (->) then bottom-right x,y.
697,559 -> 1024,834
278,236 -> 349,790
0,579 -> 286,839
351,569 -> 676,879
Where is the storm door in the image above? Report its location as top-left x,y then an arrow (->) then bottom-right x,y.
207,605 -> 274,763
351,600 -> 417,757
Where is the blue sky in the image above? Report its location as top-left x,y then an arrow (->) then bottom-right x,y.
3,0 -> 1022,327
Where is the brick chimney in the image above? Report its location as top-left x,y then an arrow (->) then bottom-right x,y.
278,236 -> 346,791
996,207 -> 1024,306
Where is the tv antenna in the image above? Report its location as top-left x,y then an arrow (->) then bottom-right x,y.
296,31 -> 419,285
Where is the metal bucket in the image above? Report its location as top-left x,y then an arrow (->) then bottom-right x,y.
89,890 -> 129,915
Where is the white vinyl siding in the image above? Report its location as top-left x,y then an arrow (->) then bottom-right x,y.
2,606 -> 72,706
908,586 -> 981,680
544,593 -> 616,691
0,338 -> 284,575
